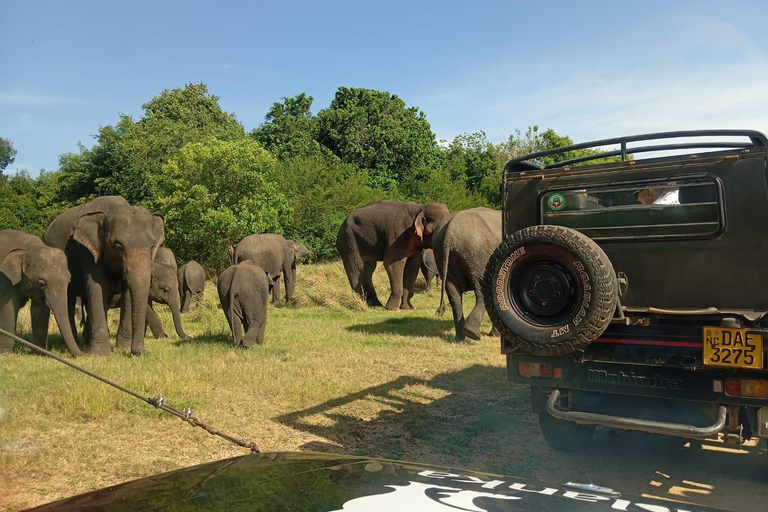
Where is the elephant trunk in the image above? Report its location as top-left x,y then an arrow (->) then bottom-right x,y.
168,287 -> 188,339
125,251 -> 152,355
49,292 -> 83,357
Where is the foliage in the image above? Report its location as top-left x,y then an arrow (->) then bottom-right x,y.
275,156 -> 385,260
316,87 -> 438,189
57,83 -> 245,207
251,93 -> 332,161
155,138 -> 291,270
439,132 -> 498,193
0,170 -> 70,237
0,138 -> 17,172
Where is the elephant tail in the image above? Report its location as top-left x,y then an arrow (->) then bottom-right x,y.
436,240 -> 450,317
227,245 -> 235,266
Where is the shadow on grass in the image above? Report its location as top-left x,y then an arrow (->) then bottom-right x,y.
346,316 -> 454,338
173,333 -> 232,346
275,364 -> 768,492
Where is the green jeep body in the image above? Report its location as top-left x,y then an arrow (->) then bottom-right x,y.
487,130 -> 768,450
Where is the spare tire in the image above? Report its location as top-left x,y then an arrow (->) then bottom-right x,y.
482,225 -> 617,356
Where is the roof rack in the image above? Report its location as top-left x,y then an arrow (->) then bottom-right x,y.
505,129 -> 768,172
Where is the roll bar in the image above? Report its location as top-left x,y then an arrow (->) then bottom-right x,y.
505,129 -> 768,173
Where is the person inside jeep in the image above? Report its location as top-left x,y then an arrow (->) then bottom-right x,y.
634,186 -> 679,205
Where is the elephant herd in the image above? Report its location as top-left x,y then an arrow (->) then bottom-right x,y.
337,200 -> 502,341
1,195 -> 502,358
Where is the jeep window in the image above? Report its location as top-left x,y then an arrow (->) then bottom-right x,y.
539,178 -> 722,240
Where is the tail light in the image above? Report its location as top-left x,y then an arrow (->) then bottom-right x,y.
518,363 -> 561,378
724,379 -> 768,397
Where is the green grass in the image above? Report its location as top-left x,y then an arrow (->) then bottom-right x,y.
0,261 -> 533,510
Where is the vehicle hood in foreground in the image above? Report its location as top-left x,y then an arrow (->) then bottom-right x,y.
27,451 -> 723,511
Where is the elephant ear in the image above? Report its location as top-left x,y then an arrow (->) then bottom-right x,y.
0,249 -> 26,286
73,211 -> 106,263
151,214 -> 166,260
413,210 -> 427,242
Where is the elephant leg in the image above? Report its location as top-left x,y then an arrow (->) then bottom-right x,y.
271,275 -> 282,305
145,303 -> 167,339
83,267 -> 112,356
232,314 -> 244,347
360,260 -> 381,307
340,250 -> 365,299
401,256 -> 420,310
30,300 -> 51,349
445,280 -> 466,341
464,285 -> 486,341
283,263 -> 296,303
68,293 -> 82,345
424,271 -> 433,291
0,291 -> 23,353
383,255 -> 406,311
181,288 -> 192,314
116,298 -> 131,351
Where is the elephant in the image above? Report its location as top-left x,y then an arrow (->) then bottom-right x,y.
232,234 -> 311,305
101,260 -> 188,340
217,261 -> 273,347
420,249 -> 439,291
336,200 -> 451,310
0,229 -> 82,356
43,196 -> 165,356
154,246 -> 177,273
433,207 -> 502,341
178,260 -> 205,313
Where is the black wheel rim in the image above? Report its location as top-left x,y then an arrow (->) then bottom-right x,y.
509,256 -> 580,327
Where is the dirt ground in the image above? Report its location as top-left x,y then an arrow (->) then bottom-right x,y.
274,364 -> 768,512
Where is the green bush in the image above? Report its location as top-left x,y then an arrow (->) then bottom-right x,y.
155,138 -> 291,270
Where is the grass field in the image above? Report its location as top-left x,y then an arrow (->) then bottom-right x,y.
0,261 -> 535,510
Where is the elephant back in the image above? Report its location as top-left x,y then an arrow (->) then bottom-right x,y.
233,234 -> 288,277
44,196 -> 131,249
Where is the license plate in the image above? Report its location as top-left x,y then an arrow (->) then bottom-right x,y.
703,327 -> 763,369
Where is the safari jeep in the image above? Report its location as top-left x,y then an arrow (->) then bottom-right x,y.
483,130 -> 768,451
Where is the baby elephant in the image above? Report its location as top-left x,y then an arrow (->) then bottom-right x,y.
217,261 -> 272,347
178,260 -> 205,313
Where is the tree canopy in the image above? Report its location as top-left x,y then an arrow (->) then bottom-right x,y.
1,83 -> 604,270
0,138 -> 17,172
316,87 -> 438,189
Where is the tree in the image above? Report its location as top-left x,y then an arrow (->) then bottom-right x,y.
0,138 -> 17,171
316,87 -> 438,189
57,83 -> 245,207
274,157 -> 384,259
155,138 -> 291,270
251,93 -> 331,161
439,132 -> 498,193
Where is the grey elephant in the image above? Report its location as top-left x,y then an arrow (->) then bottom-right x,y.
43,196 -> 165,356
433,207 -> 502,341
103,260 -> 188,340
420,249 -> 439,291
232,234 -> 310,305
217,261 -> 272,347
0,229 -> 82,356
154,246 -> 177,272
178,261 -> 206,313
336,201 -> 451,310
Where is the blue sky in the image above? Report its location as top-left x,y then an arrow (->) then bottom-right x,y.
3,0 -> 768,174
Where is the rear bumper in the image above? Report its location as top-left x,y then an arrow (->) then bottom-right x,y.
508,354 -> 768,406
545,389 -> 728,438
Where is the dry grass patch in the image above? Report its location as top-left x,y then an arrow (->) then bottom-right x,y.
0,260 -> 518,511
